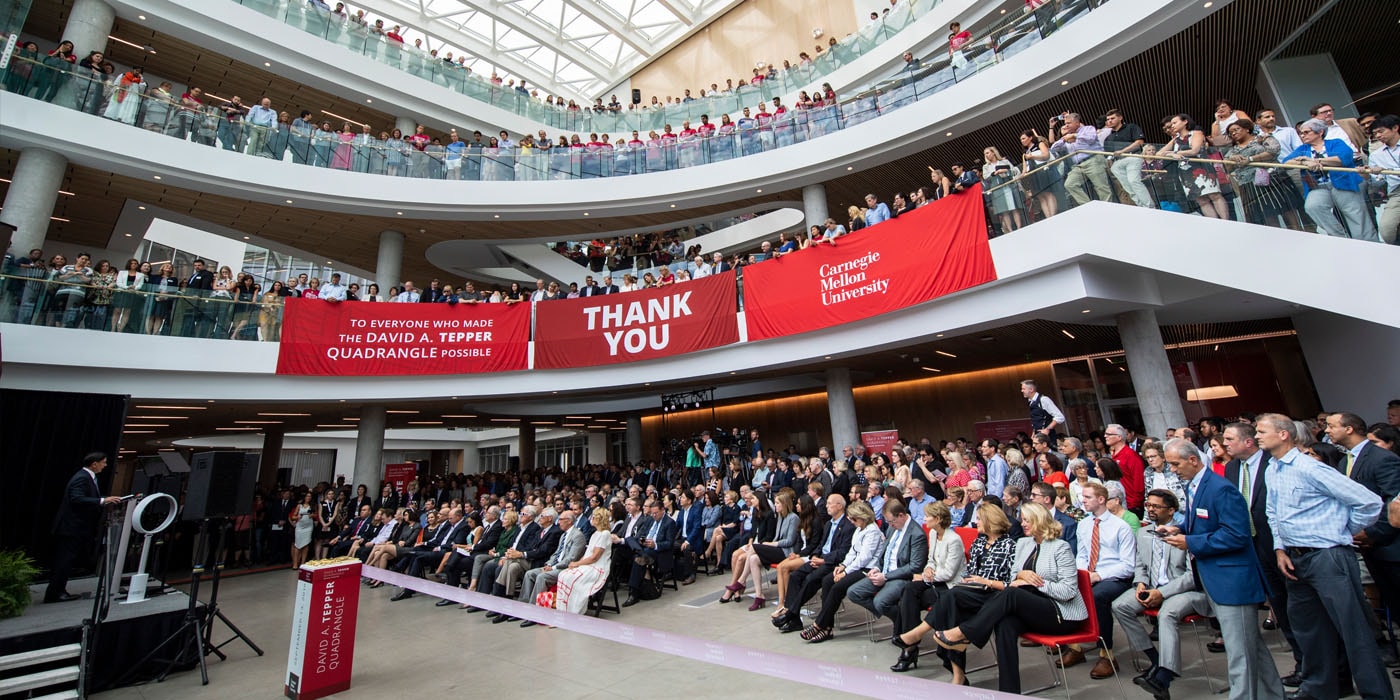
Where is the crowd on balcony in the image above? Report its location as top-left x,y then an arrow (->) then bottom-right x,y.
253,406 -> 1400,698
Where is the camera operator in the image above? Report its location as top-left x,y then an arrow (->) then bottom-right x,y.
694,431 -> 720,487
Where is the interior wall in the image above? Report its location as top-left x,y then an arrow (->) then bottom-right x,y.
640,361 -> 1055,459
629,0 -> 857,101
1293,311 -> 1399,424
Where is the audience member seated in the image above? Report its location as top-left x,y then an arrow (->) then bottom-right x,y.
390,507 -> 469,600
890,501 -> 965,670
847,500 -> 929,630
773,495 -> 853,634
555,507 -> 615,614
622,498 -> 678,606
798,500 -> 883,643
720,490 -> 795,610
516,510 -> 587,627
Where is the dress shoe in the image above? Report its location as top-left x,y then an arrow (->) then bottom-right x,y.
890,645 -> 920,672
621,596 -> 639,607
1286,691 -> 1322,700
389,590 -> 414,601
492,615 -> 517,624
464,605 -> 484,613
1207,639 -> 1225,653
680,576 -> 696,586
1392,668 -> 1400,680
772,612 -> 794,628
434,599 -> 455,607
520,620 -> 538,628
1056,648 -> 1087,669
778,617 -> 804,634
44,593 -> 81,604
1262,616 -> 1278,630
1133,674 -> 1171,700
1280,673 -> 1302,687
1134,665 -> 1158,682
1089,656 -> 1118,679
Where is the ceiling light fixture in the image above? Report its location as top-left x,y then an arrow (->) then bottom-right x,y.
935,350 -> 957,358
138,205 -> 146,210
134,404 -> 205,410
316,424 -> 356,428
921,366 -> 941,373
234,420 -> 283,424
50,216 -> 69,223
123,430 -> 156,434
258,412 -> 311,416
407,421 -> 444,425
1081,309 -> 1091,314
1061,329 -> 1076,339
386,410 -> 419,414
128,415 -> 188,420
123,424 -> 170,428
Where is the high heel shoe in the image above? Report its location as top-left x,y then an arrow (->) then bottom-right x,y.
747,597 -> 765,611
891,646 -> 920,672
892,632 -> 914,649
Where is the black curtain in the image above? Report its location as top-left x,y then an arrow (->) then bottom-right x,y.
0,389 -> 129,567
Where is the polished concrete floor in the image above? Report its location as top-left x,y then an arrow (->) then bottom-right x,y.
94,567 -> 1320,699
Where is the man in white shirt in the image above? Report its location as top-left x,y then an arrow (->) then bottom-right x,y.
1366,114 -> 1400,245
1021,379 -> 1066,442
529,278 -> 547,302
244,97 -> 277,157
1060,482 -> 1136,679
691,255 -> 712,279
319,273 -> 347,301
395,281 -> 420,302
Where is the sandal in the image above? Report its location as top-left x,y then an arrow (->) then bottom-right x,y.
933,629 -> 970,652
770,606 -> 788,619
805,625 -> 833,643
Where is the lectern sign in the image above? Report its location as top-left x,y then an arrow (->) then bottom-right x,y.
285,558 -> 361,700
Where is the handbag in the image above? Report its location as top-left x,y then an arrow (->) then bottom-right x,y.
1253,167 -> 1271,187
535,584 -> 556,608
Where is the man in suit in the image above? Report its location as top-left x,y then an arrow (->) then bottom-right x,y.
1031,482 -> 1078,554
420,279 -> 442,303
775,495 -> 854,633
182,259 -> 214,338
267,488 -> 297,562
1326,412 -> 1400,618
1161,438 -> 1284,700
622,499 -> 678,606
597,275 -> 619,294
438,505 -> 502,604
46,452 -> 123,603
475,506 -> 541,605
1111,488 -> 1206,699
489,508 -> 561,622
848,500 -> 929,624
673,490 -> 706,584
392,507 -> 468,600
327,504 -> 374,558
1222,422 -> 1303,684
517,510 -> 588,627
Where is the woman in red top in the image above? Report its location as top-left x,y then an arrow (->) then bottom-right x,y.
1207,436 -> 1228,476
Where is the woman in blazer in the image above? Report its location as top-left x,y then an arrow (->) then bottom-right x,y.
799,501 -> 885,642
891,501 -> 966,670
772,494 -> 823,621
900,503 -> 1086,693
726,491 -> 799,610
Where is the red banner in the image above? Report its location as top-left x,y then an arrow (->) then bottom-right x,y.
742,186 -> 995,341
860,430 -> 900,457
276,299 -> 529,376
974,418 -> 1035,444
384,463 -> 417,495
285,559 -> 361,700
533,271 -> 739,369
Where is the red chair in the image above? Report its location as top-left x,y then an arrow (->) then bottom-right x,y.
954,526 -> 978,554
1142,608 -> 1220,694
1020,569 -> 1126,700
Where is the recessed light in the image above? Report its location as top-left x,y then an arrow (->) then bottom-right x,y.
235,420 -> 283,424
1202,1 -> 1213,7
137,205 -> 146,210
847,166 -> 853,170
936,333 -> 944,338
1060,80 -> 1069,86
243,236 -> 250,240
264,61 -> 271,67
124,233 -> 132,237
1061,329 -> 1076,339
945,132 -> 952,137
494,214 -> 499,218
407,421 -> 443,425
451,396 -> 459,400
153,175 -> 161,180
1081,309 -> 1091,314
729,371 -> 736,375
285,199 -> 294,204
138,14 -> 147,20
935,350 -> 957,358
670,204 -> 675,207
366,98 -> 373,103
755,189 -> 762,193
396,211 -> 403,215
258,412 -> 311,416
921,367 -> 941,373
134,405 -> 206,410
583,212 -> 589,216
823,355 -> 831,360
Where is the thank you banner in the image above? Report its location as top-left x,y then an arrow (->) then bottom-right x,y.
534,271 -> 739,369
277,298 -> 530,375
741,186 -> 996,341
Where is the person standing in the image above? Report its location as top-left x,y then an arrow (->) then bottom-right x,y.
1325,412 -> 1400,638
46,452 -> 123,603
1159,439 -> 1283,700
1365,114 -> 1400,245
1258,413 -> 1390,700
1020,379 -> 1065,445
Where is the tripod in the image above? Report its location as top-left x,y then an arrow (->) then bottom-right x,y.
123,518 -> 263,686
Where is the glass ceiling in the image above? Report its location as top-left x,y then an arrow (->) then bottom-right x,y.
349,0 -> 737,101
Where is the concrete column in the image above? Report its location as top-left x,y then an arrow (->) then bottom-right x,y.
63,0 -> 116,57
352,406 -> 386,491
625,414 -> 643,465
0,149 -> 67,256
826,367 -> 860,455
376,229 -> 404,292
1116,309 -> 1187,441
517,423 -> 535,471
395,116 -> 417,138
586,432 -> 607,467
802,183 -> 828,230
257,428 -> 284,492
461,443 -> 481,475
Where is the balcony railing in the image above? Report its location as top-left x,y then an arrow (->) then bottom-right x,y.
3,0 -> 1105,181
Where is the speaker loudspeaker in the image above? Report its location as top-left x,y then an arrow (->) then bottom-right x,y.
184,451 -> 260,520
631,89 -> 641,105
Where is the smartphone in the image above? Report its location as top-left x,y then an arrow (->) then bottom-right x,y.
1149,528 -> 1169,538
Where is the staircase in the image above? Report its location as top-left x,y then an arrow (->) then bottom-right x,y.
0,643 -> 83,699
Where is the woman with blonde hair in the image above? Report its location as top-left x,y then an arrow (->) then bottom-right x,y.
983,145 -> 1025,232
555,507 -> 615,614
798,500 -> 885,642
891,500 -> 966,671
896,503 -> 1083,693
846,204 -> 866,233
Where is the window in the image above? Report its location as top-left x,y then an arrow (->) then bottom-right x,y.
480,445 -> 511,472
537,435 -> 587,471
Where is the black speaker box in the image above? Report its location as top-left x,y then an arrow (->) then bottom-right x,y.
184,451 -> 259,520
631,88 -> 641,105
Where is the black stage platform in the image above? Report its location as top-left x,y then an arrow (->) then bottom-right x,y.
0,577 -> 201,692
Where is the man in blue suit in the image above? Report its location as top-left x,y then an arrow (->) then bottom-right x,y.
673,490 -> 707,585
1160,438 -> 1283,700
622,498 -> 679,606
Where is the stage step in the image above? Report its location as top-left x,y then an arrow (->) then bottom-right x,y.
31,690 -> 81,700
0,643 -> 82,672
0,665 -> 81,695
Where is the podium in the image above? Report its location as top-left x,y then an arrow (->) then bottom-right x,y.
284,558 -> 362,700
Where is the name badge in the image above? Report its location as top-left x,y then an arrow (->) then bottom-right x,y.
1195,508 -> 1209,518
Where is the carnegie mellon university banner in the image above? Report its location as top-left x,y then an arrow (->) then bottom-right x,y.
534,270 -> 739,369
276,298 -> 529,375
742,185 -> 996,341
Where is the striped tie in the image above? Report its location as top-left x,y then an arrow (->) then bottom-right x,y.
1087,517 -> 1101,571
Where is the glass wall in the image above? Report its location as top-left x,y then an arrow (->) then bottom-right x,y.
536,434 -> 587,471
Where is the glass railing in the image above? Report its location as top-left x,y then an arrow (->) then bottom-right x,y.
227,0 -> 949,131
976,140 -> 1396,243
0,0 -> 1108,183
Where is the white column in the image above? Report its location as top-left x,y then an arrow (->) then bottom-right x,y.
826,367 -> 859,455
395,117 -> 417,137
63,0 -> 116,57
376,229 -> 404,292
461,443 -> 481,474
802,183 -> 828,229
0,149 -> 67,256
1116,309 -> 1187,440
625,414 -> 643,465
352,406 -> 386,491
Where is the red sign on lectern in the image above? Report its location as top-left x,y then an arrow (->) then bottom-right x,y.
285,558 -> 361,700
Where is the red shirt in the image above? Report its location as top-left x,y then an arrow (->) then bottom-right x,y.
679,128 -> 697,138
385,31 -> 404,43
1111,445 -> 1145,509
697,122 -> 715,136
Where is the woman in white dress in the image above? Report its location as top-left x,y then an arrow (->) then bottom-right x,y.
103,67 -> 145,124
290,491 -> 315,569
555,507 -> 613,614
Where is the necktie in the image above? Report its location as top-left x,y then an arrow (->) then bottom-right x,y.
551,532 -> 569,563
1241,459 -> 1257,537
1345,451 -> 1356,477
884,528 -> 902,571
822,519 -> 838,555
1087,517 -> 1101,571
647,519 -> 660,542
